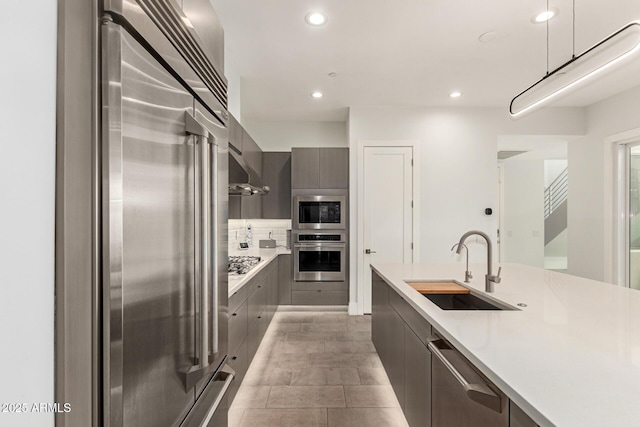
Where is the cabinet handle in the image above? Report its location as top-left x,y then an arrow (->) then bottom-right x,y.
232,313 -> 237,317
257,316 -> 262,319
231,356 -> 237,361
427,337 -> 502,413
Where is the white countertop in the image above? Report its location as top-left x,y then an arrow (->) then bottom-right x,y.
228,247 -> 291,296
371,262 -> 640,427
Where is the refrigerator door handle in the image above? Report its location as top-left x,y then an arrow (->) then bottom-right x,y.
182,113 -> 213,391
210,137 -> 219,356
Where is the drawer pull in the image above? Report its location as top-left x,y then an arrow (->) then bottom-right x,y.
231,356 -> 237,361
232,313 -> 237,317
257,316 -> 262,319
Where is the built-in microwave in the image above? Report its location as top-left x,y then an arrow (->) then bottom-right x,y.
293,195 -> 346,230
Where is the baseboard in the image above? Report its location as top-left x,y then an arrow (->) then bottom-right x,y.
276,305 -> 348,312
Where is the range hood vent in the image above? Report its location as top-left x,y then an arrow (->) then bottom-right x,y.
228,149 -> 270,196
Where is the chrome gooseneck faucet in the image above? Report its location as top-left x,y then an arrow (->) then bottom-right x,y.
455,230 -> 501,293
450,243 -> 472,283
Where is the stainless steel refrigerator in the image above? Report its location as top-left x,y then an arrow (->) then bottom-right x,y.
101,1 -> 232,426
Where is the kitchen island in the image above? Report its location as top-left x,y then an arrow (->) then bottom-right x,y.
371,262 -> 640,427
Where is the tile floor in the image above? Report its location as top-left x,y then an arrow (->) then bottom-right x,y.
229,311 -> 410,427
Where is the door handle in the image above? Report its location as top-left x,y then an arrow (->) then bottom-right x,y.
365,249 -> 376,254
427,337 -> 502,413
182,113 -> 214,391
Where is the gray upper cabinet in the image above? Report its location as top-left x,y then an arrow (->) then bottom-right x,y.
228,116 -> 264,219
291,147 -> 349,189
319,148 -> 349,189
229,114 -> 243,154
262,152 -> 292,219
242,130 -> 262,177
291,148 -> 320,189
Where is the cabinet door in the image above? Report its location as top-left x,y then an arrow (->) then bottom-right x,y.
262,152 -> 292,219
227,338 -> 248,405
278,254 -> 292,304
431,343 -> 508,427
509,401 -> 538,427
267,262 -> 279,324
404,324 -> 431,427
319,148 -> 349,189
388,306 -> 406,410
291,148 -> 320,189
371,272 -> 388,362
229,299 -> 248,356
229,114 -> 243,153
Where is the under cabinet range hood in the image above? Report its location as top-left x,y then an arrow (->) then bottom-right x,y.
229,149 -> 270,195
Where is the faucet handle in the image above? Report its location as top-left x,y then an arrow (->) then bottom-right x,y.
493,267 -> 502,284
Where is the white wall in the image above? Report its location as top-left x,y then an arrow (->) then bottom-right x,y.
568,84 -> 640,283
502,159 -> 545,268
0,1 -> 56,425
544,159 -> 568,187
244,120 -> 347,151
348,106 -> 584,311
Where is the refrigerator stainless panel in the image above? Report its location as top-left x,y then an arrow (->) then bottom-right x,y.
103,23 -> 197,427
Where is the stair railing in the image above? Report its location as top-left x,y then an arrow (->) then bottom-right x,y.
544,167 -> 568,219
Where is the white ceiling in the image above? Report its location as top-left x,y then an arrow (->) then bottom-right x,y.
210,0 -> 640,122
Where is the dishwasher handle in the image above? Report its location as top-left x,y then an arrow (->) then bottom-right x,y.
427,337 -> 502,413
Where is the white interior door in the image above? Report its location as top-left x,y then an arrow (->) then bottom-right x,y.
363,146 -> 413,313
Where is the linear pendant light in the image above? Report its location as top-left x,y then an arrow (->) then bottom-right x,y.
510,21 -> 640,117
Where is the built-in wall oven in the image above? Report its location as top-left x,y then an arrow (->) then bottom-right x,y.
293,232 -> 346,282
293,195 -> 346,230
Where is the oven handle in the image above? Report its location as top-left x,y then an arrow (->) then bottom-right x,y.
294,243 -> 346,248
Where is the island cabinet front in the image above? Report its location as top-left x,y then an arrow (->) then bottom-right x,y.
371,271 -> 431,427
371,270 -> 538,427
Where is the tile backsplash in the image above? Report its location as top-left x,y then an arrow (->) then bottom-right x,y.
228,219 -> 291,251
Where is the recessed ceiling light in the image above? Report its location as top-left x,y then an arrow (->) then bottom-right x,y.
478,31 -> 497,43
531,8 -> 559,24
305,12 -> 327,26
311,91 -> 324,98
449,91 -> 462,98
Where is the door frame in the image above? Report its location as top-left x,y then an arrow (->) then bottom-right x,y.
354,140 -> 420,315
609,128 -> 640,287
607,127 -> 640,287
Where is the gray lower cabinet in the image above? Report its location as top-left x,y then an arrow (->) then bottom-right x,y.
509,402 -> 538,427
278,254 -> 292,304
291,280 -> 348,305
404,323 -> 431,427
387,303 -> 406,408
227,338 -> 247,404
228,256 -> 281,406
431,341 -> 508,427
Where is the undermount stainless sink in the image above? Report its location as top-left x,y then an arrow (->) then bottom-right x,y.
424,292 -> 516,311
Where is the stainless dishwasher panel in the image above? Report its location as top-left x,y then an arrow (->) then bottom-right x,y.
429,338 -> 509,427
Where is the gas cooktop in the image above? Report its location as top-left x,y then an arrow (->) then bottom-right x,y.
228,256 -> 261,275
